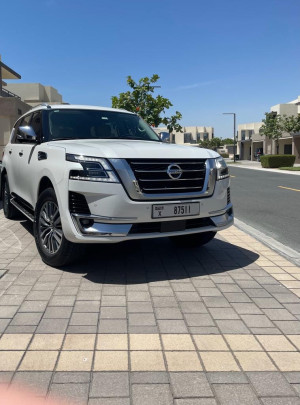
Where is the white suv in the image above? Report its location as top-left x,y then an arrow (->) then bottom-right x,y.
0,104 -> 233,266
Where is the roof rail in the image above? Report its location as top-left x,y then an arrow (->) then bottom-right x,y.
31,103 -> 52,109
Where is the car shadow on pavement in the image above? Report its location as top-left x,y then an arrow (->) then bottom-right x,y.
20,219 -> 259,284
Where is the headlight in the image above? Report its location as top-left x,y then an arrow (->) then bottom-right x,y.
216,156 -> 229,180
66,154 -> 119,183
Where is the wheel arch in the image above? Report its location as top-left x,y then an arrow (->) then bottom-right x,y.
38,176 -> 54,198
0,168 -> 7,200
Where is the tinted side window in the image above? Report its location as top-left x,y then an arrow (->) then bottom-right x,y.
31,112 -> 42,139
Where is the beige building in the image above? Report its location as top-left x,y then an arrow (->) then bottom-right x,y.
0,56 -> 65,156
5,82 -> 64,107
238,96 -> 300,163
155,126 -> 214,145
0,57 -> 31,156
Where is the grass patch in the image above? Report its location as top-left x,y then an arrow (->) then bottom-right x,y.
279,167 -> 300,171
226,161 -> 241,165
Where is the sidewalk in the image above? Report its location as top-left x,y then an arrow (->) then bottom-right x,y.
227,159 -> 300,176
1,210 -> 300,404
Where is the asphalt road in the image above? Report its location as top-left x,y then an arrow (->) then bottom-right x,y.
229,166 -> 300,254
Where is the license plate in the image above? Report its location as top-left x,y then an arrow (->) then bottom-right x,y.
152,203 -> 200,218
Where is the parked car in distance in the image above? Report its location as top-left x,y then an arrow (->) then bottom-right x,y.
0,104 -> 233,266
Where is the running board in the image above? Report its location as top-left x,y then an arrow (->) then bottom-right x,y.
11,198 -> 34,222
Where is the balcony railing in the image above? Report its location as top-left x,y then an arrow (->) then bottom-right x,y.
0,88 -> 21,99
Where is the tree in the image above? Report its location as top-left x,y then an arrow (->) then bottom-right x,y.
280,113 -> 300,136
111,74 -> 183,133
259,112 -> 282,154
199,137 -> 223,151
221,138 -> 234,145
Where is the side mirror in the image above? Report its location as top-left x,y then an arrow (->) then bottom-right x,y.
17,126 -> 37,142
159,132 -> 171,143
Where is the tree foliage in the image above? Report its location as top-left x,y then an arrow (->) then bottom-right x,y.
260,112 -> 300,154
259,112 -> 282,154
199,137 -> 223,151
221,138 -> 234,145
280,113 -> 300,135
111,74 -> 183,133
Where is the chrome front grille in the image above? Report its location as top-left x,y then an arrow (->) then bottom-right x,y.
127,159 -> 207,194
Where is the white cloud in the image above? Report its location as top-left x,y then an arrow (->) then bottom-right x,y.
175,81 -> 216,90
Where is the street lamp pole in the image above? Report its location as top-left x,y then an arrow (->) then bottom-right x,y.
223,112 -> 236,162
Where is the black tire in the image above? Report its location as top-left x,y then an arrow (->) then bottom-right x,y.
2,175 -> 18,219
34,187 -> 83,267
170,231 -> 216,247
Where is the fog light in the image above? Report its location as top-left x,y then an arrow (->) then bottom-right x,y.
80,219 -> 94,228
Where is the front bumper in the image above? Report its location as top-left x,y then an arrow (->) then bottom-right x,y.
61,177 -> 233,243
71,205 -> 233,240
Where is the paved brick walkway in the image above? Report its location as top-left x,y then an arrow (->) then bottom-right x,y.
1,206 -> 300,404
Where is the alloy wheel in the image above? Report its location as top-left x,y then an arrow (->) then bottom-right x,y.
39,201 -> 63,254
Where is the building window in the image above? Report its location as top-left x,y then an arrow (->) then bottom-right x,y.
203,132 -> 209,140
284,144 -> 292,154
241,130 -> 246,140
184,133 -> 192,143
248,130 -> 253,139
196,133 -> 201,143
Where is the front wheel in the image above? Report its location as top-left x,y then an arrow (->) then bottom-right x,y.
34,188 -> 82,267
170,231 -> 216,247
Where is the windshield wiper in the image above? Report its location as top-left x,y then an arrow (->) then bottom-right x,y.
51,137 -> 81,141
116,137 -> 162,142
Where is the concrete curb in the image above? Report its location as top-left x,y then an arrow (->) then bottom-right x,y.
234,217 -> 300,266
228,163 -> 300,176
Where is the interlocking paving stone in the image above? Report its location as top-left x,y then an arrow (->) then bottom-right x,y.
207,372 -> 248,384
36,318 -> 69,333
130,351 -> 165,371
213,384 -> 261,405
170,372 -> 213,398
0,306 -> 19,318
43,307 -> 73,318
261,398 -> 300,405
53,372 -> 91,383
216,320 -> 250,334
2,218 -> 300,403
88,399 -> 130,405
157,320 -> 189,333
0,351 -> 24,371
49,383 -> 89,404
247,371 -> 296,397
90,372 -> 129,397
200,351 -> 240,372
13,372 -> 52,396
131,372 -> 169,384
174,400 -> 217,405
132,384 -> 173,405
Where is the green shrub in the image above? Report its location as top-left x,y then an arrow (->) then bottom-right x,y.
220,153 -> 229,158
260,155 -> 296,168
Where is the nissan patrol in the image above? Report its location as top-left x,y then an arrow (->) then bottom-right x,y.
0,104 -> 233,266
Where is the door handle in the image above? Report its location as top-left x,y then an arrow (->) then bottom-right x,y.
19,152 -> 23,157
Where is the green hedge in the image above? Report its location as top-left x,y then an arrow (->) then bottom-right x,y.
260,155 -> 296,168
220,153 -> 229,158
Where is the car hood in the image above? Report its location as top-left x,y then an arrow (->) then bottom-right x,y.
47,139 -> 219,159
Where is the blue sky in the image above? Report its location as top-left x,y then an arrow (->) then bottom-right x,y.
2,0 -> 300,137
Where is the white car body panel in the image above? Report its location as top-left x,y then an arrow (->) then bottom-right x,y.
1,105 -> 233,247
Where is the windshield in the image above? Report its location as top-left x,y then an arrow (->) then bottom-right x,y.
45,109 -> 161,142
